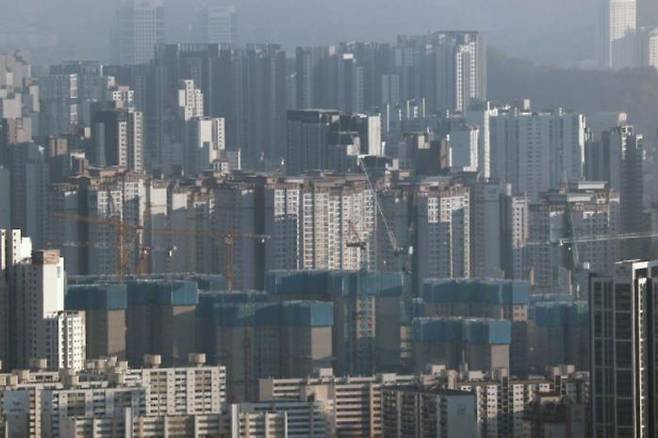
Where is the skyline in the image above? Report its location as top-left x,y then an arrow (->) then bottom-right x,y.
1,0 -> 658,436
0,0 -> 607,66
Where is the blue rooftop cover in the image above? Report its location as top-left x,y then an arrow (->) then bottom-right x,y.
529,293 -> 576,304
423,279 -> 530,306
281,301 -> 334,327
66,284 -> 128,310
197,291 -> 269,318
126,280 -> 199,306
412,317 -> 511,344
266,270 -> 405,298
201,299 -> 334,328
191,275 -> 228,291
532,301 -> 589,328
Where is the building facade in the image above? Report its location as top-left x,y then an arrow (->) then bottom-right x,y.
590,260 -> 658,438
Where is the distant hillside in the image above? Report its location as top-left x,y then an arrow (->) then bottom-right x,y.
488,49 -> 658,143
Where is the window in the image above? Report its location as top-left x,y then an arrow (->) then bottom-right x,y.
616,342 -> 632,368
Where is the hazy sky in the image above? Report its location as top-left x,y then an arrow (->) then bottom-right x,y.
0,0 -> 597,66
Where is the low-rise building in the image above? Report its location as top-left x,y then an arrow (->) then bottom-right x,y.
382,386 -> 477,438
0,355 -> 226,438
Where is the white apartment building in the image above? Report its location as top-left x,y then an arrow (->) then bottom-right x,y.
259,367 -> 588,438
528,182 -> 620,294
62,413 -> 227,438
142,180 -> 169,274
184,117 -> 226,177
448,122 -> 479,173
86,172 -> 147,276
648,29 -> 658,68
231,401 -> 331,438
264,180 -> 301,271
44,311 -> 86,372
490,107 -> 586,201
454,38 -> 482,113
456,377 -> 556,438
382,387 -> 477,438
416,182 -> 471,281
503,195 -> 530,281
0,77 -> 39,143
159,79 -> 205,170
2,378 -> 60,436
13,249 -> 66,370
598,0 -> 637,69
1,236 -> 79,374
464,102 -> 496,179
0,52 -> 32,89
178,79 -> 204,121
0,363 -> 587,438
428,32 -> 486,113
527,183 -> 621,293
43,385 -> 146,437
259,371 -> 418,438
1,356 -> 227,438
91,108 -> 144,172
124,361 -> 227,416
108,84 -> 135,110
141,181 -> 215,276
0,229 -> 33,367
230,409 -> 287,438
264,177 -> 376,272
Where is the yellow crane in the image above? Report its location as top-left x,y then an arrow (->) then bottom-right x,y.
53,212 -> 270,290
53,212 -> 141,281
346,219 -> 368,271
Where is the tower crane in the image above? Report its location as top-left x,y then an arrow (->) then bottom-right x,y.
346,219 -> 368,271
527,227 -> 658,298
525,230 -> 658,247
356,156 -> 411,273
562,202 -> 582,295
53,212 -> 142,281
53,212 -> 270,290
46,239 -> 158,277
